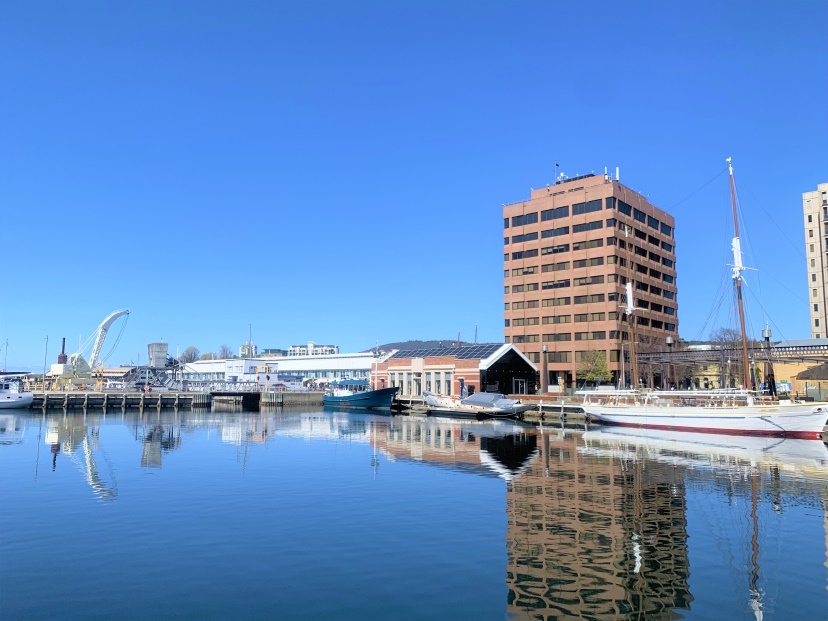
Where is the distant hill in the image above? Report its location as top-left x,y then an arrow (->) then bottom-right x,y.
363,340 -> 477,353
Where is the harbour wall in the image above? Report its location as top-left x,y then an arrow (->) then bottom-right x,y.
31,391 -> 211,410
26,390 -> 583,425
29,391 -> 324,410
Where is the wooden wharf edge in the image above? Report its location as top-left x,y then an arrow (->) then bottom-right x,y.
30,391 -> 211,410
25,391 -> 586,427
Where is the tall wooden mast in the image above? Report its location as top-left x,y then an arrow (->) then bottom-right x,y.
728,158 -> 752,389
623,226 -> 639,389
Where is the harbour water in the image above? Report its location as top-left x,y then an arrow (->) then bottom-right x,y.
2,408 -> 828,620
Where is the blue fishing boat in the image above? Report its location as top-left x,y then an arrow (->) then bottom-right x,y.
322,379 -> 399,410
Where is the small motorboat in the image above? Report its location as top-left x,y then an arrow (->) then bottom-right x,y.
423,390 -> 533,419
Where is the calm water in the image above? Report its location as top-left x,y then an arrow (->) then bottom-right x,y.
2,408 -> 828,621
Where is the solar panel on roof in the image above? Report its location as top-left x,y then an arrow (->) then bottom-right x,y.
388,343 -> 502,360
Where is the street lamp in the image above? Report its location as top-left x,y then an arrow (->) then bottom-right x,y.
665,337 -> 674,389
43,336 -> 49,392
762,325 -> 776,397
541,345 -> 548,394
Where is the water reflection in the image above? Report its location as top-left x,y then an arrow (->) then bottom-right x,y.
14,409 -> 543,497
138,425 -> 181,468
0,413 -> 25,444
380,416 -> 539,479
504,425 -> 828,621
3,410 -> 828,619
506,427 -> 693,620
43,414 -> 119,501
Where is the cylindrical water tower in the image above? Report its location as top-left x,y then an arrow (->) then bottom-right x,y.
148,342 -> 169,368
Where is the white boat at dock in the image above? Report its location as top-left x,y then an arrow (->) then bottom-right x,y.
0,376 -> 33,409
579,388 -> 828,439
423,390 -> 534,419
583,159 -> 828,439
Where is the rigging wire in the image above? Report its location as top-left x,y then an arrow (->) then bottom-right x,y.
746,264 -> 807,305
691,266 -> 730,341
740,178 -> 808,263
691,176 -> 740,342
732,171 -> 810,340
665,167 -> 728,212
743,281 -> 790,344
731,177 -> 767,331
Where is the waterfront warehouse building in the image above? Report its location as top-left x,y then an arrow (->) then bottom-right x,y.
373,343 -> 537,398
803,182 -> 828,338
503,172 -> 678,389
182,350 -> 382,385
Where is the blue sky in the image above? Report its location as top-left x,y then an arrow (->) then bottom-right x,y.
1,1 -> 826,370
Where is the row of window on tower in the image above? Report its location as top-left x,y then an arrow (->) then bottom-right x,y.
504,197 -> 673,236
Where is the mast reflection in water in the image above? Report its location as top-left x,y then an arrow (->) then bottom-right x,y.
1,410 -> 827,621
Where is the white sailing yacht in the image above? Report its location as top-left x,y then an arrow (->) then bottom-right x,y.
581,159 -> 828,439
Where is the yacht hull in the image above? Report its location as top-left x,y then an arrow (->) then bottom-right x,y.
0,392 -> 33,409
582,402 -> 828,439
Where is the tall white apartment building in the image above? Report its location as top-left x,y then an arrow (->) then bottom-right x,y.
804,182 -> 828,338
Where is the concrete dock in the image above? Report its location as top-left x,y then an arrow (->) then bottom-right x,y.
31,391 -> 211,410
26,390 -> 585,426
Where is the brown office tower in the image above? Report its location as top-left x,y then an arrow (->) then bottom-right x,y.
503,171 -> 677,390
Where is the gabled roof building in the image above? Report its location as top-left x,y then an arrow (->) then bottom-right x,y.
373,343 -> 537,397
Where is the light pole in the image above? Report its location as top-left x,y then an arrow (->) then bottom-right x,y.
541,345 -> 548,394
763,325 -> 776,397
665,336 -> 674,389
620,343 -> 625,389
43,336 -> 49,391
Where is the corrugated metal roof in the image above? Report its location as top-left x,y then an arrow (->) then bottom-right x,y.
796,364 -> 828,380
776,339 -> 828,348
387,343 -> 504,360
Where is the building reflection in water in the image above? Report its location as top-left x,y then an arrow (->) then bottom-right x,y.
374,416 -> 538,480
505,427 -> 691,621
138,425 -> 181,468
0,413 -> 25,445
504,425 -> 828,621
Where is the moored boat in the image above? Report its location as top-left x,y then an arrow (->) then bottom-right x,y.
0,376 -> 33,409
582,159 -> 828,439
580,389 -> 828,439
322,379 -> 399,411
423,390 -> 534,419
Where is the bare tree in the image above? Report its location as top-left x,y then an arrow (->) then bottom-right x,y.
636,334 -> 688,389
670,339 -> 695,389
635,334 -> 662,389
199,352 -> 217,361
709,327 -> 741,348
180,346 -> 200,363
218,344 -> 234,359
710,327 -> 745,388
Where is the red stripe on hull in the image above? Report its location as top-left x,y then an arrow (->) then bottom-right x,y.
592,420 -> 826,441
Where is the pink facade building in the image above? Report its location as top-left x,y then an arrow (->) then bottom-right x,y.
503,172 -> 678,389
